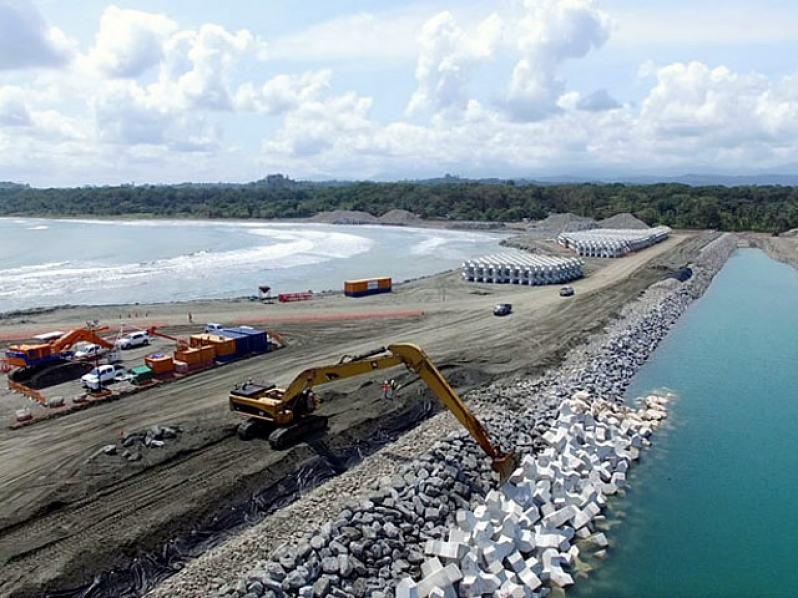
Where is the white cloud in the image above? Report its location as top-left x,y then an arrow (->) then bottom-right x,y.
262,91 -> 374,159
0,0 -> 73,70
234,71 -> 332,115
502,0 -> 611,121
86,5 -> 177,78
640,61 -> 798,149
0,86 -> 32,125
406,10 -> 500,118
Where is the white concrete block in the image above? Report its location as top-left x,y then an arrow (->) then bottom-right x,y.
499,580 -> 528,598
505,550 -> 526,574
425,540 -> 468,562
548,568 -> 575,588
521,454 -> 537,479
460,550 -> 480,574
534,531 -> 569,551
476,572 -> 501,594
562,544 -> 580,566
473,504 -> 488,521
417,563 -> 462,598
514,529 -> 535,553
458,574 -> 481,597
570,508 -> 592,530
421,557 -> 443,578
523,505 -> 540,525
539,502 -> 556,518
456,510 -> 476,532
472,520 -> 492,543
516,566 -> 542,591
524,556 -> 540,574
396,577 -> 419,598
541,504 -> 579,529
590,532 -> 609,548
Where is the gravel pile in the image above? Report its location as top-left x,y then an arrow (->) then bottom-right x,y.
309,211 -> 379,225
150,234 -> 736,598
524,214 -> 596,239
596,213 -> 649,230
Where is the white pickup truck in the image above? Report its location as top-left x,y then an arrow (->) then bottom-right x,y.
81,364 -> 128,391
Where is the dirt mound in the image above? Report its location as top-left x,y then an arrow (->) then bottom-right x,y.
377,209 -> 421,226
523,213 -> 596,239
598,213 -> 650,229
309,210 -> 377,225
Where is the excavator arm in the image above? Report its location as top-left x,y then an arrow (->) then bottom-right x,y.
231,343 -> 517,481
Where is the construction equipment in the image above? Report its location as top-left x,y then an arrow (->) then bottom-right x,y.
146,326 -> 188,350
6,326 -> 121,390
229,343 -> 516,480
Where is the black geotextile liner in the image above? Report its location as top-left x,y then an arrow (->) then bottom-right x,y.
46,400 -> 435,598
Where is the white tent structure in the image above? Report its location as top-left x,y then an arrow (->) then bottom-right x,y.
556,226 -> 671,258
462,251 -> 583,285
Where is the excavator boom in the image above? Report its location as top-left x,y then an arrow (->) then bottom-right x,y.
229,343 -> 517,481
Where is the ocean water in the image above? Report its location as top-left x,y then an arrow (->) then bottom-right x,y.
0,218 -> 507,313
571,248 -> 798,598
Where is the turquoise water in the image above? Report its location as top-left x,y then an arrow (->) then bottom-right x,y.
571,249 -> 798,598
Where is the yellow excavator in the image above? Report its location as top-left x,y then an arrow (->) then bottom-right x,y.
229,343 -> 517,481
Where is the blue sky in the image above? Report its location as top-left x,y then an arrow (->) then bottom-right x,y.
1,0 -> 797,186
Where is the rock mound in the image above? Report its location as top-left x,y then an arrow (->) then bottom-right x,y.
524,213 -> 596,239
378,209 -> 421,226
598,213 -> 650,229
309,211 -> 377,225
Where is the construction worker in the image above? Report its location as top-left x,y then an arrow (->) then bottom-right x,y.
389,379 -> 397,397
382,380 -> 390,399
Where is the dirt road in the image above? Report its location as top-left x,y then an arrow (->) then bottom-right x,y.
0,233 -> 710,597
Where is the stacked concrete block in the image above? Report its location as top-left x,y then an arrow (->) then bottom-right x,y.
462,251 -> 583,285
557,226 -> 672,258
400,392 -> 671,596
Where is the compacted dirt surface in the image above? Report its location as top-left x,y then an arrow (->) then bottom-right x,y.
0,232 -> 717,597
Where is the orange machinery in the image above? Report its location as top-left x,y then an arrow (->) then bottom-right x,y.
5,326 -> 115,368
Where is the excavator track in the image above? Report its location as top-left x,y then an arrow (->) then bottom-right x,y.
8,360 -> 93,390
268,415 -> 329,450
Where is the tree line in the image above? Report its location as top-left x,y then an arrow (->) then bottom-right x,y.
1,177 -> 797,233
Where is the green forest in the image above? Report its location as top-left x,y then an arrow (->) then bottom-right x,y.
1,175 -> 797,233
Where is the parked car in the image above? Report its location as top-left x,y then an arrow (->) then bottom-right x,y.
493,303 -> 513,316
73,343 -> 107,361
81,364 -> 128,390
559,286 -> 575,297
115,331 -> 150,349
204,322 -> 224,333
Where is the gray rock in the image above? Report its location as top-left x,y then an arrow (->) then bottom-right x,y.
282,566 -> 310,590
265,562 -> 286,582
321,556 -> 339,574
313,575 -> 332,598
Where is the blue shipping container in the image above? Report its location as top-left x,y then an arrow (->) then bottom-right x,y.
225,327 -> 268,353
218,329 -> 250,356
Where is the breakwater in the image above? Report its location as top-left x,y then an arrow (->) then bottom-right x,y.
190,233 -> 737,598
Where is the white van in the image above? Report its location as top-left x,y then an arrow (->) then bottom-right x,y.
204,323 -> 224,333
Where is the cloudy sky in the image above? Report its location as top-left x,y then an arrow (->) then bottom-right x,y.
1,0 -> 797,187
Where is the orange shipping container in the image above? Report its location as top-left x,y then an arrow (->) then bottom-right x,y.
145,355 -> 174,375
175,347 -> 202,365
344,277 -> 392,297
199,345 -> 216,362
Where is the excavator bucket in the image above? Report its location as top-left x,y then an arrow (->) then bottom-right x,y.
491,451 -> 519,485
